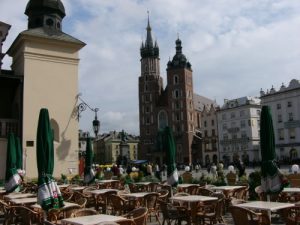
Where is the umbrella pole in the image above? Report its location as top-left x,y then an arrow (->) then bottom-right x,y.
267,194 -> 271,222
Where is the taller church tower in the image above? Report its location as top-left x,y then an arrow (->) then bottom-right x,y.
7,0 -> 85,178
138,16 -> 164,162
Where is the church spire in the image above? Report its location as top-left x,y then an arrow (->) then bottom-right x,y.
140,12 -> 159,58
146,11 -> 153,48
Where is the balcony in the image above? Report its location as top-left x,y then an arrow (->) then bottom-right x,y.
0,119 -> 19,138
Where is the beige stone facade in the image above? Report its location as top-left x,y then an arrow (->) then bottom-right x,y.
0,0 -> 85,180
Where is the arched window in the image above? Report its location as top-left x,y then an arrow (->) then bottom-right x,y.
174,75 -> 179,84
50,119 -> 59,142
158,110 -> 168,130
174,89 -> 180,99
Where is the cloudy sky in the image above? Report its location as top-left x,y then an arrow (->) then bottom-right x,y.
1,0 -> 300,135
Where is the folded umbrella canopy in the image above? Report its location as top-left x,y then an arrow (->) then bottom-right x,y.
15,135 -> 25,177
5,133 -> 22,193
260,105 -> 286,193
84,136 -> 95,184
37,108 -> 64,210
164,127 -> 178,187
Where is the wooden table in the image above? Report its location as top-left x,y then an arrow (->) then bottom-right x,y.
4,193 -> 36,200
9,197 -> 37,205
135,182 -> 151,185
61,214 -> 126,225
238,201 -> 294,220
86,189 -> 118,195
58,184 -> 70,188
283,188 -> 300,193
97,180 -> 115,184
177,184 -> 199,188
31,201 -> 78,210
121,192 -> 152,198
70,186 -> 86,192
209,186 -> 245,191
171,195 -> 217,203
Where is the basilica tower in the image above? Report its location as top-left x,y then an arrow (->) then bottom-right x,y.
138,16 -> 164,162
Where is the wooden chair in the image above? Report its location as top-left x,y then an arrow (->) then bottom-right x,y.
104,171 -> 113,180
143,193 -> 161,224
181,172 -> 193,183
226,172 -> 237,185
280,205 -> 300,225
75,197 -> 87,208
287,174 -> 300,187
47,208 -> 61,224
110,180 -> 121,189
182,184 -> 199,195
196,187 -> 214,196
71,208 -> 98,217
230,205 -> 270,225
128,183 -> 139,193
159,200 -> 190,225
123,207 -> 148,225
60,205 -> 81,219
7,205 -> 43,225
61,191 -> 73,202
96,190 -> 118,213
0,199 -> 11,224
109,194 -> 135,215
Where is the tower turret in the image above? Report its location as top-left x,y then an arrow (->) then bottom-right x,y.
25,0 -> 66,31
167,38 -> 192,70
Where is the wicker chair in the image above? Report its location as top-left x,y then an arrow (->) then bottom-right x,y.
96,190 -> 118,213
123,207 -> 148,225
7,205 -> 43,225
71,208 -> 98,217
61,191 -> 73,202
280,205 -> 300,225
226,172 -> 237,185
196,187 -> 214,196
44,220 -> 56,225
143,193 -> 161,224
110,194 -> 136,215
47,208 -> 61,224
75,197 -> 88,208
182,185 -> 199,195
230,205 -> 270,225
181,172 -> 193,183
60,205 -> 81,219
159,200 -> 190,225
0,199 -> 11,224
110,180 -> 121,189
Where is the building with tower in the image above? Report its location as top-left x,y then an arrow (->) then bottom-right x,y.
138,17 -> 216,165
0,0 -> 85,179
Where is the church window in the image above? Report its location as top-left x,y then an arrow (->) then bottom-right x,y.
175,101 -> 180,109
174,89 -> 180,99
174,75 -> 179,84
145,106 -> 150,113
145,84 -> 148,91
146,117 -> 150,124
158,110 -> 168,130
176,113 -> 180,121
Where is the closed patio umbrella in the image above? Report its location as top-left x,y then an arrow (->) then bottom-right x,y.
164,127 -> 178,187
15,135 -> 25,177
37,108 -> 64,210
260,105 -> 286,194
5,133 -> 22,193
84,136 -> 95,184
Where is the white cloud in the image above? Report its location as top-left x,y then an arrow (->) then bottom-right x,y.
1,0 -> 300,135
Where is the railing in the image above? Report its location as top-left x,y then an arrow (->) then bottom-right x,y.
0,119 -> 18,138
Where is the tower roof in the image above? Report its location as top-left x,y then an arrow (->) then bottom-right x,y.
167,38 -> 192,70
25,0 -> 66,18
140,13 -> 159,58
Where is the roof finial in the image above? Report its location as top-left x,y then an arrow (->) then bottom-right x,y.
147,10 -> 150,28
177,32 -> 180,39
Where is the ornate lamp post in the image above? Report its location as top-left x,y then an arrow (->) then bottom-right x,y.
77,94 -> 100,137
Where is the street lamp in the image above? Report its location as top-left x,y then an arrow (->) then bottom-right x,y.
77,94 -> 100,137
92,109 -> 100,137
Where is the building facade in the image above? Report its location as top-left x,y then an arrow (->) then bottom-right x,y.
138,18 -> 213,165
94,131 -> 139,165
260,79 -> 300,163
217,97 -> 261,166
0,0 -> 85,179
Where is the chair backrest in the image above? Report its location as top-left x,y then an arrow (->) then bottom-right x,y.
230,205 -> 270,225
104,171 -> 113,180
143,193 -> 159,209
158,189 -> 169,201
287,174 -> 300,187
110,180 -> 121,189
61,205 -> 81,218
281,206 -> 300,225
9,205 -> 42,225
181,172 -> 193,183
125,207 -> 148,225
196,187 -> 214,196
75,197 -> 88,208
128,183 -> 139,193
71,208 -> 98,217
226,172 -> 237,185
61,191 -> 73,202
110,194 -> 126,212
182,185 -> 199,195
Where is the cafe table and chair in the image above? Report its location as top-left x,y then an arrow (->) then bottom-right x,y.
8,197 -> 37,206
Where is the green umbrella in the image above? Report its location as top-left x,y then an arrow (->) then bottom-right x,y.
15,135 -> 25,176
164,127 -> 178,187
37,108 -> 64,211
84,136 -> 95,184
5,133 -> 22,193
260,105 -> 286,193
